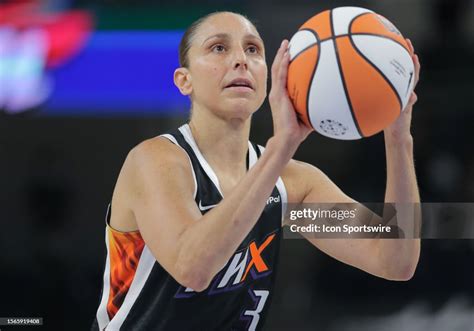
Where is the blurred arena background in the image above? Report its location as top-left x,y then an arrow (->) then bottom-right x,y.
0,0 -> 473,330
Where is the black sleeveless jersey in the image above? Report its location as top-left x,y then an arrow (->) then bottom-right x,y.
91,123 -> 288,331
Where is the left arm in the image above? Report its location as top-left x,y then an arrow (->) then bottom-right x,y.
281,39 -> 421,281
378,121 -> 420,280
378,38 -> 421,279
281,153 -> 420,281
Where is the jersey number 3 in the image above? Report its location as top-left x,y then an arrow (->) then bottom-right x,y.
243,290 -> 269,331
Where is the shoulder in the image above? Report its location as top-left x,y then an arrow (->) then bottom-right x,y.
129,135 -> 190,169
280,158 -> 332,204
115,135 -> 196,207
254,144 -> 327,203
252,144 -> 336,204
129,136 -> 195,191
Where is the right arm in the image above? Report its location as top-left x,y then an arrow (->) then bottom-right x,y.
126,134 -> 294,292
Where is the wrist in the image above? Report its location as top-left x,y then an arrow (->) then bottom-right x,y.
384,131 -> 413,149
266,135 -> 298,162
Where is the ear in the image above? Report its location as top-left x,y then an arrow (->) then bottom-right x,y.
174,67 -> 193,95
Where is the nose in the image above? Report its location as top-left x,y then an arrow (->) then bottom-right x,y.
232,47 -> 248,70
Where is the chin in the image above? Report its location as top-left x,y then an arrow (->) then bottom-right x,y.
218,99 -> 256,120
229,104 -> 257,120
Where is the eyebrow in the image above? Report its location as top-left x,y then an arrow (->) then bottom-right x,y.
201,33 -> 264,46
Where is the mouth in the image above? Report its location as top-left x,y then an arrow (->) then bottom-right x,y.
224,78 -> 254,91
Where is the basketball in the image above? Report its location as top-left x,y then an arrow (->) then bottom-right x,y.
287,6 -> 415,140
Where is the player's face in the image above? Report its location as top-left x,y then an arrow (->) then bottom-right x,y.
187,13 -> 267,120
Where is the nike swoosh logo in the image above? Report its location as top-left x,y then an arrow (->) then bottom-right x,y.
198,201 -> 218,211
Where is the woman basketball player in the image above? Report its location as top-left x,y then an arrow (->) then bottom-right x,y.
92,11 -> 421,331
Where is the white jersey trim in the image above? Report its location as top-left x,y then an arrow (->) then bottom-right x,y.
105,246 -> 156,330
258,145 -> 288,225
160,133 -> 198,199
248,141 -> 258,169
179,124 -> 225,197
179,124 -> 258,198
96,228 -> 111,330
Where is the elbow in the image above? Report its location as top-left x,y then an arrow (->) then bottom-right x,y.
173,235 -> 214,292
175,263 -> 212,293
380,241 -> 421,281
384,260 -> 418,281
391,264 -> 417,281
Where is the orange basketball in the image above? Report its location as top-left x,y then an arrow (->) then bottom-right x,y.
287,7 -> 415,140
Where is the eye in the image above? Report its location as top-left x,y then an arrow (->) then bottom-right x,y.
212,44 -> 226,53
246,45 -> 259,54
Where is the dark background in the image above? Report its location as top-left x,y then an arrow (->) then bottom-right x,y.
0,0 -> 473,330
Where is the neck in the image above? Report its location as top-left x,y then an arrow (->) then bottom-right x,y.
188,106 -> 251,178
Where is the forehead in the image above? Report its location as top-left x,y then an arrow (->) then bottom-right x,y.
193,13 -> 261,43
